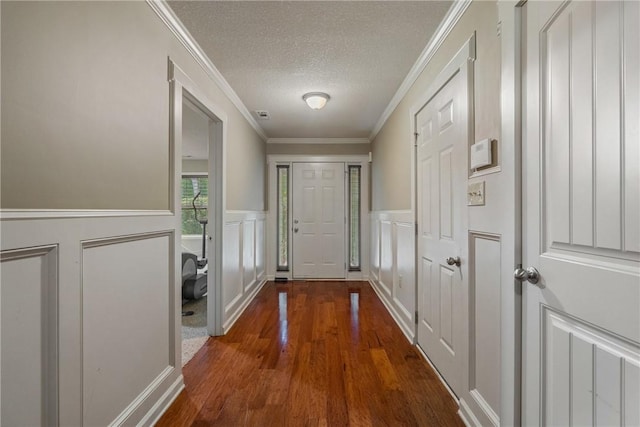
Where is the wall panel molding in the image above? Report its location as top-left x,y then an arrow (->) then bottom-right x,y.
110,366 -> 175,426
223,211 -> 267,333
80,231 -> 175,426
223,221 -> 243,313
1,245 -> 59,427
379,220 -> 393,296
1,213 -> 182,426
369,211 -> 416,342
243,219 -> 257,291
467,231 -> 501,426
256,219 -> 266,281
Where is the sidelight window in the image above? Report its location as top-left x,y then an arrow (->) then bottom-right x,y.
276,165 -> 290,271
348,165 -> 361,271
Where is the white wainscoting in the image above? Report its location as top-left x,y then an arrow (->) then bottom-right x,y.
1,245 -> 59,427
81,232 -> 174,427
466,231 -> 502,426
370,218 -> 380,282
370,212 -> 503,427
369,211 -> 415,341
0,214 -> 182,426
379,220 -> 393,296
222,211 -> 267,333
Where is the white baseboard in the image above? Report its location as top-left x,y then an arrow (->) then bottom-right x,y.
223,278 -> 267,333
458,398 -> 483,427
138,374 -> 185,427
368,279 -> 415,343
415,343 -> 459,403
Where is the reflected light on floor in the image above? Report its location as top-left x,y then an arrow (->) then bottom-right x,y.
278,292 -> 288,345
350,292 -> 359,334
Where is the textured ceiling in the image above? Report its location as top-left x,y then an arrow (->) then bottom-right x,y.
168,1 -> 453,139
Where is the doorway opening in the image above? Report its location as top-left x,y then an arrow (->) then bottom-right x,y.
170,59 -> 226,368
180,98 -> 211,366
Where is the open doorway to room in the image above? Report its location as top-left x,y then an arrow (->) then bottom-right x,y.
180,98 -> 211,366
170,59 -> 226,368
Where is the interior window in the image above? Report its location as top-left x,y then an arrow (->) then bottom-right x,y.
181,176 -> 208,235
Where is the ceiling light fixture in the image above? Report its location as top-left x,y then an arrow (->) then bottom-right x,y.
302,92 -> 330,110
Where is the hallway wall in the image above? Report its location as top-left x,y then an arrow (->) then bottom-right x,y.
0,2 -> 266,426
266,142 -> 370,156
1,1 -> 266,211
371,1 -> 500,212
369,2 -> 506,426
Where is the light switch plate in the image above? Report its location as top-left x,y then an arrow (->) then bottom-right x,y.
468,181 -> 485,206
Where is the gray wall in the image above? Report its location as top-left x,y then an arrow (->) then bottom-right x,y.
182,159 -> 208,175
1,1 -> 266,211
368,2 -> 508,423
266,143 -> 370,156
371,1 -> 501,211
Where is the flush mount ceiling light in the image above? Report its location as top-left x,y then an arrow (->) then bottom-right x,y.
302,92 -> 330,110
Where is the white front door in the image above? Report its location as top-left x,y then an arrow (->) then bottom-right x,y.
522,1 -> 640,425
416,68 -> 467,397
292,162 -> 346,279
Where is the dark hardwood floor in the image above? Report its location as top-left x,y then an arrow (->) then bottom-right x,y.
157,281 -> 463,426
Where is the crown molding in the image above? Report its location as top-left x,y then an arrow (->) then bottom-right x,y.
146,0 -> 268,141
267,138 -> 370,145
369,0 -> 472,141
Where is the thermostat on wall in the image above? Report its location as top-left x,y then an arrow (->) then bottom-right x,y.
471,139 -> 492,169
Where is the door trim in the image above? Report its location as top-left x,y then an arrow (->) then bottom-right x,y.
408,33 -> 476,215
498,1 -> 525,426
266,154 -> 370,281
409,30 -> 520,425
169,59 -> 226,337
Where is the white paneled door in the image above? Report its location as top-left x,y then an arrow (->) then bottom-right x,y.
522,1 -> 640,425
416,68 -> 467,397
292,162 -> 346,279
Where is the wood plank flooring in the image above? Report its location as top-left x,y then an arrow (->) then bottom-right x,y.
157,281 -> 463,426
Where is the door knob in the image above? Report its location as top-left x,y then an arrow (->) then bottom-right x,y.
513,266 -> 540,284
293,227 -> 299,233
446,256 -> 461,266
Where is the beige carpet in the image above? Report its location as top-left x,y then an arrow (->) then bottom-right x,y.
182,296 -> 209,367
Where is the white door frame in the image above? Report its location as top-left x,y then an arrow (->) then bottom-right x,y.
169,59 -> 226,337
266,154 -> 370,281
410,33 -> 477,421
414,60 -> 471,400
498,1 -> 525,425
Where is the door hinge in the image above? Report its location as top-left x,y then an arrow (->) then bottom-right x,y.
415,310 -> 419,324
415,222 -> 418,235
